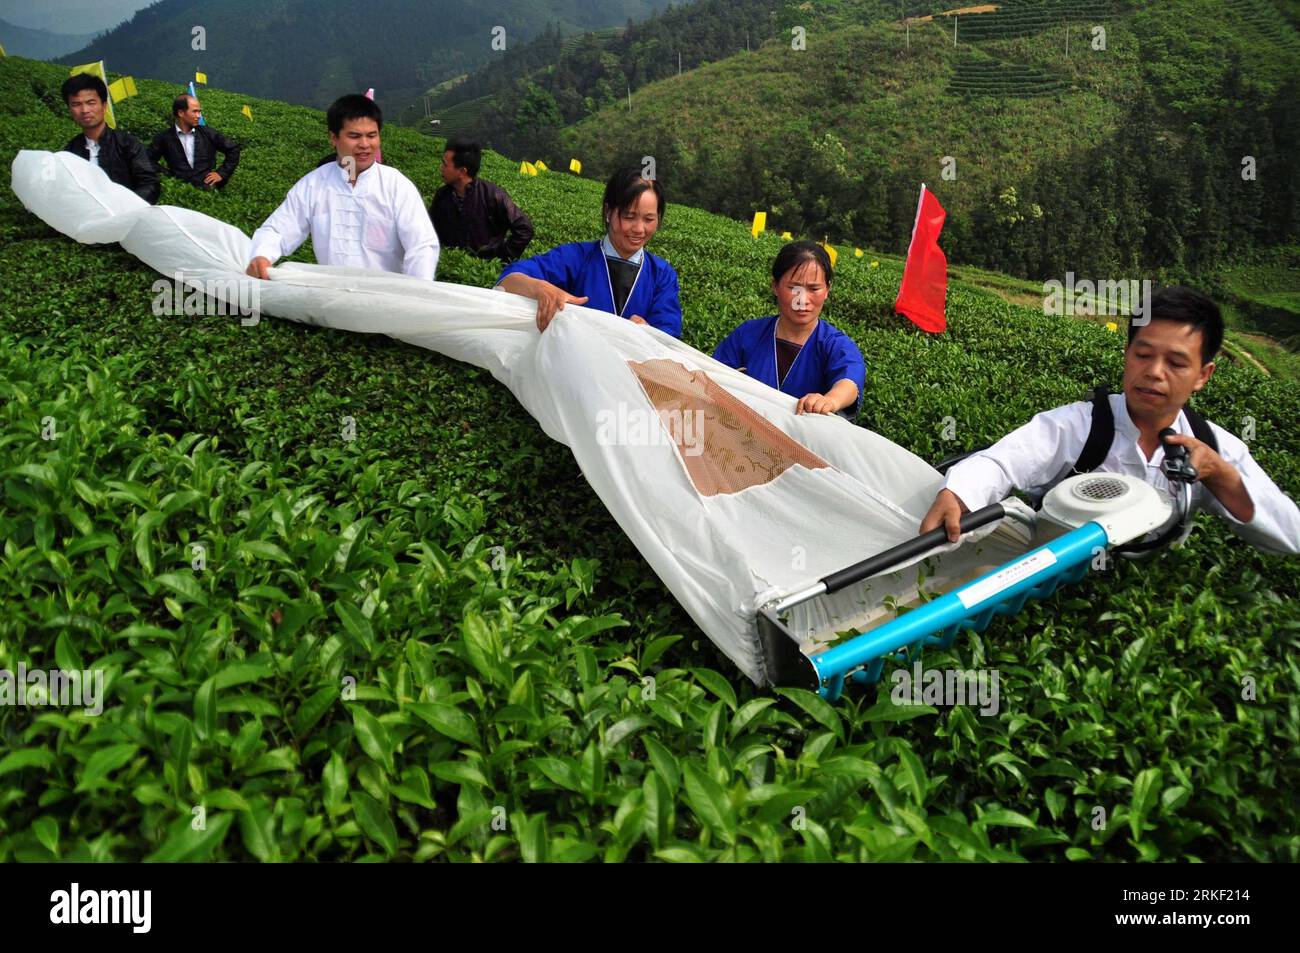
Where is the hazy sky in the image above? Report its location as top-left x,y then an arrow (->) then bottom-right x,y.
0,0 -> 156,34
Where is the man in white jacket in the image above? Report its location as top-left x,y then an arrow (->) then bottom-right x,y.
246,94 -> 439,281
920,286 -> 1300,555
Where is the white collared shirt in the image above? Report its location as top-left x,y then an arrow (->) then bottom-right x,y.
175,124 -> 197,167
85,136 -> 100,166
601,233 -> 644,265
944,392 -> 1300,554
249,160 -> 440,279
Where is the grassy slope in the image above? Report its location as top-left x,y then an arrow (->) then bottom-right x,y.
2,55 -> 1298,862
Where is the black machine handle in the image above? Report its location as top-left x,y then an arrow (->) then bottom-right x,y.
1114,428 -> 1198,555
819,503 -> 1007,595
1158,426 -> 1199,483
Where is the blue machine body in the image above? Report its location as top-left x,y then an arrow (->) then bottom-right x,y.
810,521 -> 1109,701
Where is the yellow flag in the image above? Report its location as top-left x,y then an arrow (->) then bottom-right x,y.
69,62 -> 116,129
242,105 -> 253,120
821,242 -> 838,267
569,158 -> 582,174
520,161 -> 529,175
535,160 -> 548,172
107,78 -> 136,101
195,71 -> 207,84
751,211 -> 766,239
854,247 -> 863,258
526,162 -> 538,176
780,230 -> 793,241
1105,321 -> 1118,332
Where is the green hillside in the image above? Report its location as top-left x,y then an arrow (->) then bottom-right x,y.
563,15 -> 1133,204
555,0 -> 1299,291
2,55 -> 1299,862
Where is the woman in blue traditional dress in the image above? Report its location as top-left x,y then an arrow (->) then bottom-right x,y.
495,167 -> 682,336
713,241 -> 865,417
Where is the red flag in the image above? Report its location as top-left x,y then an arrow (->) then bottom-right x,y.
894,184 -> 948,333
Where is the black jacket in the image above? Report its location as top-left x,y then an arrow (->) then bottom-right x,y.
429,179 -> 534,262
63,127 -> 160,204
148,124 -> 241,189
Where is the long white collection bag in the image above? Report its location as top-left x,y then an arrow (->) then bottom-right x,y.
11,151 -> 1035,686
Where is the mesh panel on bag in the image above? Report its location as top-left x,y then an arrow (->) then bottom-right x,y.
629,358 -> 830,496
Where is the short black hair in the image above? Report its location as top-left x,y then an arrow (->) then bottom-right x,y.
1127,285 -> 1224,365
61,73 -> 108,105
327,94 -> 382,135
602,166 -> 665,228
772,240 -> 833,287
445,138 -> 481,178
173,93 -> 197,119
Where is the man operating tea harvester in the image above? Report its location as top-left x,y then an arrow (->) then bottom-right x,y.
920,287 -> 1300,555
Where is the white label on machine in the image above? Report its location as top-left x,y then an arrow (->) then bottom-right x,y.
955,549 -> 1057,611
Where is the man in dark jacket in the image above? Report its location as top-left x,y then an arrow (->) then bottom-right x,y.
148,93 -> 241,190
429,138 -> 533,262
61,73 -> 160,204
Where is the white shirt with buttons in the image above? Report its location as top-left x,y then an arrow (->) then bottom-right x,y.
249,159 -> 440,279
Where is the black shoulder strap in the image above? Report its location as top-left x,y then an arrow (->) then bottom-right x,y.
1076,385 -> 1220,470
1182,404 -> 1219,454
1073,386 -> 1114,474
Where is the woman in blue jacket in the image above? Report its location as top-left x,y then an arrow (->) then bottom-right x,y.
713,241 -> 864,417
495,167 -> 682,337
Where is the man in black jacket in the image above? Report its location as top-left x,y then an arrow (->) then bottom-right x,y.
61,73 -> 160,204
429,139 -> 533,262
148,93 -> 241,191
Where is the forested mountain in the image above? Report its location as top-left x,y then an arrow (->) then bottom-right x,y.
59,0 -> 671,116
0,0 -> 147,34
424,0 -> 785,148
0,19 -> 99,59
